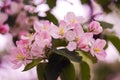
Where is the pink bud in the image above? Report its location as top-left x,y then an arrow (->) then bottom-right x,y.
89,21 -> 103,35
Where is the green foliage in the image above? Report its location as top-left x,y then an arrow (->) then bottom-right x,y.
80,61 -> 90,80
107,35 -> 120,53
60,63 -> 76,80
95,0 -> 112,13
23,59 -> 41,71
78,51 -> 97,63
93,63 -> 112,80
5,15 -> 17,27
115,0 -> 120,8
52,39 -> 68,48
81,0 -> 90,4
54,49 -> 82,63
40,11 -> 58,25
46,11 -> 58,25
37,63 -> 47,80
99,21 -> 113,29
45,53 -> 70,80
46,0 -> 57,9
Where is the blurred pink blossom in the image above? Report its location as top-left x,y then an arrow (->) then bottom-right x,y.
89,21 -> 103,35
90,39 -> 106,60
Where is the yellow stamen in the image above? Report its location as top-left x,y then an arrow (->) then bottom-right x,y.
17,53 -> 25,60
75,37 -> 79,42
72,19 -> 76,23
43,26 -> 47,30
59,27 -> 64,36
94,48 -> 101,53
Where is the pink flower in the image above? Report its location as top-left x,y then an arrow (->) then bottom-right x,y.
89,21 -> 103,35
0,12 -> 8,23
31,42 -> 44,57
10,47 -> 27,69
24,5 -> 35,13
66,41 -> 77,51
77,33 -> 93,52
64,12 -> 83,25
90,39 -> 106,60
34,20 -> 51,32
0,23 -> 9,34
35,31 -> 52,48
65,30 -> 76,41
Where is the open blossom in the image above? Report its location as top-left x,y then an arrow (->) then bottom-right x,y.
77,33 -> 93,52
64,12 -> 83,25
34,20 -> 51,32
34,31 -> 52,48
50,20 -> 72,39
10,47 -> 27,69
89,21 -> 103,35
90,39 -> 106,60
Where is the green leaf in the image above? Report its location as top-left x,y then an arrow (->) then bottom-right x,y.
52,39 -> 68,48
95,0 -> 112,13
80,61 -> 90,80
54,49 -> 82,63
39,11 -> 58,25
96,0 -> 111,6
81,0 -> 90,4
60,63 -> 76,80
5,15 -> 17,27
99,21 -> 113,29
46,11 -> 58,25
107,35 -> 120,53
78,51 -> 97,63
45,53 -> 70,80
37,63 -> 47,80
23,59 -> 41,71
46,0 -> 57,9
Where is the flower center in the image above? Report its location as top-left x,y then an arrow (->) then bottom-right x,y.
72,19 -> 76,23
17,53 -> 25,60
59,27 -> 64,36
94,48 -> 101,53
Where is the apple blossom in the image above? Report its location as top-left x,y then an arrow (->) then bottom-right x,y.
64,12 -> 83,25
77,33 -> 93,52
89,21 -> 103,35
90,39 -> 106,60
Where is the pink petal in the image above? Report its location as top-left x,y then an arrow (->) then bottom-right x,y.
95,50 -> 106,61
95,39 -> 106,49
65,31 -> 76,41
66,42 -> 77,51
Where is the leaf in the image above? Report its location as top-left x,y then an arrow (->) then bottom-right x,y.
60,63 -> 76,80
39,11 -> 58,25
37,63 -> 47,80
99,21 -> 113,29
78,51 -> 97,63
54,49 -> 82,63
52,39 -> 68,48
23,59 -> 41,71
80,61 -> 90,80
46,11 -> 58,25
95,0 -> 112,13
107,35 -> 120,53
46,0 -> 57,9
81,0 -> 90,4
45,53 -> 70,80
5,15 -> 17,27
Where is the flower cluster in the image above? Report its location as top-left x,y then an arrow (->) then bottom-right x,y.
0,0 -> 47,34
10,12 -> 106,69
